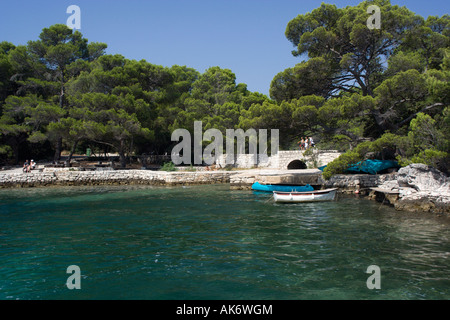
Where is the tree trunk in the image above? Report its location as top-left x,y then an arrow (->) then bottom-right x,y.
119,140 -> 127,168
67,139 -> 79,164
119,152 -> 127,168
53,137 -> 62,163
59,70 -> 65,109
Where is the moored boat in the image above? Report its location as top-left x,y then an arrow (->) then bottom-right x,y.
273,188 -> 338,203
251,182 -> 314,193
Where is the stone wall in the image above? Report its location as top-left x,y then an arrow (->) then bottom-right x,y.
315,151 -> 343,168
230,169 -> 324,190
276,150 -> 341,169
215,154 -> 276,169
0,169 -> 237,188
229,169 -> 399,192
2,167 -> 399,192
324,173 -> 399,193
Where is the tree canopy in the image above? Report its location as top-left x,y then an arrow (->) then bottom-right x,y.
0,1 -> 448,174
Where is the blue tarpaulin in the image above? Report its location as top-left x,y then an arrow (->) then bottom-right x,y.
318,160 -> 400,175
345,159 -> 400,175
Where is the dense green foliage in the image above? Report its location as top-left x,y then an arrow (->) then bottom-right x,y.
275,0 -> 449,176
0,0 -> 449,175
160,162 -> 178,172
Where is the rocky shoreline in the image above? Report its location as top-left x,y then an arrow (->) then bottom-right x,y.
1,164 -> 448,216
368,164 -> 450,216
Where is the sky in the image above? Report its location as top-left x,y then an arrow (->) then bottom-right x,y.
0,0 -> 448,96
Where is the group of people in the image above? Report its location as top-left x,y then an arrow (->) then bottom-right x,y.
23,159 -> 36,173
298,137 -> 315,151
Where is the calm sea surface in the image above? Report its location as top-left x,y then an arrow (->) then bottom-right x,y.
0,184 -> 448,300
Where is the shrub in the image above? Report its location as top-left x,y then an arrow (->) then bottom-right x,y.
322,151 -> 361,180
411,149 -> 449,174
160,162 -> 178,171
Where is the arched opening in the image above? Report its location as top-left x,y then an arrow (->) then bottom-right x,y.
287,160 -> 307,170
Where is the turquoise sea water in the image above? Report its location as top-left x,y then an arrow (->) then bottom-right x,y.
0,184 -> 449,300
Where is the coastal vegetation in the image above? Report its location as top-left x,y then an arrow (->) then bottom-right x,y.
0,0 -> 448,176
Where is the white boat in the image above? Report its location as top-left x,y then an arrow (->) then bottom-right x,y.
273,188 -> 338,203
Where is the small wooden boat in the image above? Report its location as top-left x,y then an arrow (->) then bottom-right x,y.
273,188 -> 338,203
251,182 -> 314,193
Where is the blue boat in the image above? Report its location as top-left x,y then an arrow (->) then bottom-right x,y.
251,182 -> 314,193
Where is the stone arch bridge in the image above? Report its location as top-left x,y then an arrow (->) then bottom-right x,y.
276,150 -> 341,170
216,150 -> 341,170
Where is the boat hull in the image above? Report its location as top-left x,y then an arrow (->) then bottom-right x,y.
251,182 -> 314,193
273,188 -> 337,203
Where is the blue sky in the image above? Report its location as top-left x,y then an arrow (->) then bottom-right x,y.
0,0 -> 448,96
